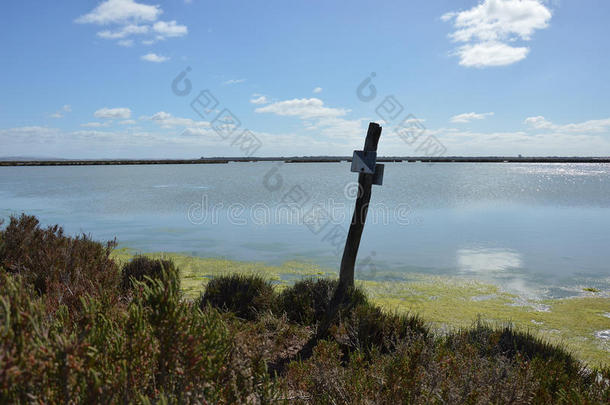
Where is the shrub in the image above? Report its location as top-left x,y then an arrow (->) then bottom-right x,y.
121,255 -> 179,292
0,267 -> 276,403
0,214 -> 119,313
0,273 -> 50,403
339,304 -> 429,355
132,275 -> 233,402
284,324 -> 610,404
442,321 -> 606,403
448,321 -> 580,371
200,274 -> 275,320
278,278 -> 368,325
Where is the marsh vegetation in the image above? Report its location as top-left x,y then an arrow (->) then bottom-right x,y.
1,215 -> 608,403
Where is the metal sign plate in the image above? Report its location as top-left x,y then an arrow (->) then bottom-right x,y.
350,150 -> 377,174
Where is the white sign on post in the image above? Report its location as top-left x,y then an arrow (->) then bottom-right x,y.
350,150 -> 377,174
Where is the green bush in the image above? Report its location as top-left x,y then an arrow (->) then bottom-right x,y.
443,321 -> 600,403
466,322 -> 577,364
200,274 -> 275,320
121,255 -> 179,292
278,278 -> 368,325
339,304 -> 430,355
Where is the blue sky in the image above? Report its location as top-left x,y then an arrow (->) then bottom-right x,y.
1,0 -> 609,158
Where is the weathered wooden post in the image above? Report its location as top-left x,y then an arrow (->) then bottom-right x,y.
339,122 -> 383,289
313,122 -> 383,342
282,122 -> 384,368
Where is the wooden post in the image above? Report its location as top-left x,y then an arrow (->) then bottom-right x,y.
338,122 -> 382,289
311,122 -> 382,342
277,123 -> 383,370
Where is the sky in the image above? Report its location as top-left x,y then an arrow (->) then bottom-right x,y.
1,0 -> 610,158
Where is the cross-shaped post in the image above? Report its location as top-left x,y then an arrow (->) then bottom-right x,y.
286,122 -> 384,366
315,122 -> 383,339
339,121 -> 383,289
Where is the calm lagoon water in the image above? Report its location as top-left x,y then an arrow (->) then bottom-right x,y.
1,162 -> 609,299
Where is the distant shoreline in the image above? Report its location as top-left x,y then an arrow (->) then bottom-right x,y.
1,156 -> 610,166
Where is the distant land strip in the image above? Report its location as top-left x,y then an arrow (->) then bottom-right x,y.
1,157 -> 610,166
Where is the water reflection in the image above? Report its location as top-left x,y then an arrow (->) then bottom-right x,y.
457,248 -> 522,273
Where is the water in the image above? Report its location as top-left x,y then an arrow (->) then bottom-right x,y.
1,162 -> 609,299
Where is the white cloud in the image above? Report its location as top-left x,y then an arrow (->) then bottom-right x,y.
451,111 -> 494,123
178,127 -> 218,138
308,116 -> 366,141
557,118 -> 610,133
413,115 -> 610,156
147,112 -> 216,139
118,39 -> 134,47
313,87 -> 323,94
150,111 -> 171,120
5,112 -> 610,157
524,115 -> 553,129
443,0 -> 551,43
146,111 -> 210,129
525,116 -> 610,133
153,20 -> 187,37
0,123 -> 356,157
255,98 -> 348,119
249,95 -> 268,105
223,78 -> 246,85
75,0 -> 161,25
50,104 -> 72,119
94,107 -> 132,119
76,0 -> 187,48
119,119 -> 137,125
0,126 -> 60,139
255,97 -> 365,143
455,42 -> 529,67
81,122 -> 111,128
141,53 -> 169,63
442,0 -> 551,67
97,24 -> 149,39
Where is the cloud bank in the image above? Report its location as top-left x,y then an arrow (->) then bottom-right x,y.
442,0 -> 552,67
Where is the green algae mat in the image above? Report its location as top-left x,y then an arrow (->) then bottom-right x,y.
112,249 -> 610,367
